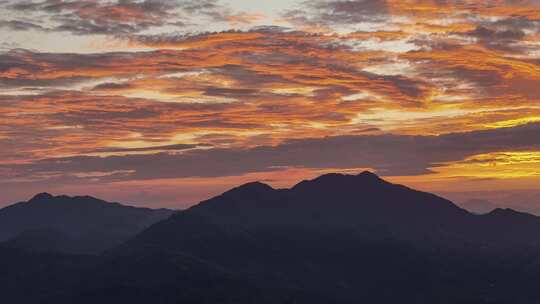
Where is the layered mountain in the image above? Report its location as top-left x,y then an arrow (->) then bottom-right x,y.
0,193 -> 174,254
120,172 -> 540,254
112,172 -> 540,303
4,172 -> 540,303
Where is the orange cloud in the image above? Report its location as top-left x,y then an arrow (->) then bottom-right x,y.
1,0 -> 540,206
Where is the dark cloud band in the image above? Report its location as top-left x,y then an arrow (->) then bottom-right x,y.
4,123 -> 540,183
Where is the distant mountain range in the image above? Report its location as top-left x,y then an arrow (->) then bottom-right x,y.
3,172 -> 540,303
0,193 -> 174,254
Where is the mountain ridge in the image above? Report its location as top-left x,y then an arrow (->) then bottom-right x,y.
3,171 -> 540,303
107,172 -> 540,303
0,193 -> 175,254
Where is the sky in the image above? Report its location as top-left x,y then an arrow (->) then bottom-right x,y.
1,0 -> 540,210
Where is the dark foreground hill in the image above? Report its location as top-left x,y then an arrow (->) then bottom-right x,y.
0,193 -> 174,254
3,172 -> 540,303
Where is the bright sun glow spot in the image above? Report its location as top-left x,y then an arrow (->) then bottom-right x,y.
434,151 -> 540,179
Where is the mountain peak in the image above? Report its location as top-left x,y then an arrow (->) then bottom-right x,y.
223,181 -> 275,196
28,192 -> 54,203
292,171 -> 387,192
240,181 -> 274,189
487,208 -> 535,218
357,171 -> 382,180
489,208 -> 517,215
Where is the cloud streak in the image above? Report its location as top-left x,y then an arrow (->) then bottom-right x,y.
4,123 -> 540,184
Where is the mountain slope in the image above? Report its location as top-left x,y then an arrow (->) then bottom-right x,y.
113,172 -> 540,303
4,172 -> 540,303
0,193 -> 174,254
0,245 -> 346,304
121,172 -> 474,255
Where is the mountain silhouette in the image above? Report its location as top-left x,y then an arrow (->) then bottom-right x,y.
119,171 -> 478,256
110,172 -> 540,303
3,172 -> 540,303
0,193 -> 174,254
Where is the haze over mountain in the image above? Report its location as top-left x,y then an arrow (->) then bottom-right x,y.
458,198 -> 499,214
3,172 -> 540,303
0,193 -> 174,254
447,192 -> 540,216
